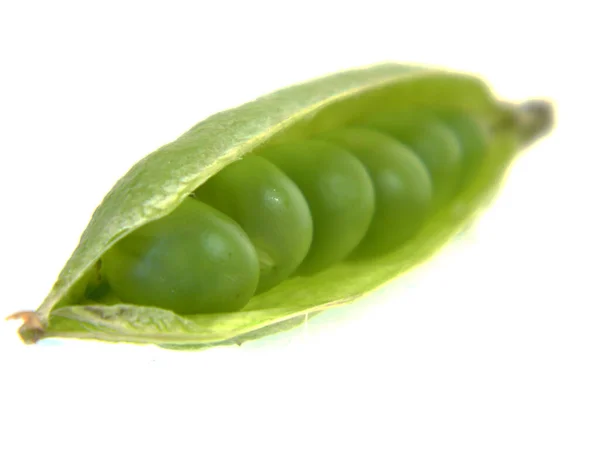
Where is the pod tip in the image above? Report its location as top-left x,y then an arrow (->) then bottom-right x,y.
518,99 -> 555,141
6,311 -> 45,344
510,99 -> 555,146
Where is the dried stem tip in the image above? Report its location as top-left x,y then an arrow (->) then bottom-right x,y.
514,99 -> 555,146
6,311 -> 45,344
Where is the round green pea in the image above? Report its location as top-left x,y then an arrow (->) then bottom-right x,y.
101,198 -> 260,314
438,112 -> 491,185
194,155 -> 313,293
319,127 -> 433,257
363,112 -> 463,208
261,141 -> 375,274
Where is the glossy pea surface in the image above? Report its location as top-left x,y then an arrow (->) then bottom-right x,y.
101,198 -> 260,314
320,128 -> 433,257
262,141 -> 375,274
364,112 -> 463,208
194,155 -> 313,293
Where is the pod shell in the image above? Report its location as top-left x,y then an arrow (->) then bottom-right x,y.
14,63 -> 536,349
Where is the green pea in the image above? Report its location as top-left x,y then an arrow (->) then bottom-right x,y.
101,198 -> 260,314
438,112 -> 491,185
318,127 -> 433,257
194,155 -> 312,293
363,112 -> 463,208
261,141 -> 375,274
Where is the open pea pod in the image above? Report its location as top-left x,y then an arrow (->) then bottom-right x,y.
10,63 -> 553,350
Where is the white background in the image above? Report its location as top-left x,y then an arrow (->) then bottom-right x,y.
1,1 -> 598,449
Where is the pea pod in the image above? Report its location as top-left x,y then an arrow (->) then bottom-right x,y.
9,63 -> 553,349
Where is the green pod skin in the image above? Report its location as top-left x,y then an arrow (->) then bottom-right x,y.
261,141 -> 375,274
363,112 -> 463,209
101,198 -> 260,315
318,128 -> 434,258
193,155 -> 313,293
437,112 -> 491,186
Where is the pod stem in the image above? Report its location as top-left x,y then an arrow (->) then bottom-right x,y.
6,311 -> 45,344
499,99 -> 555,147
